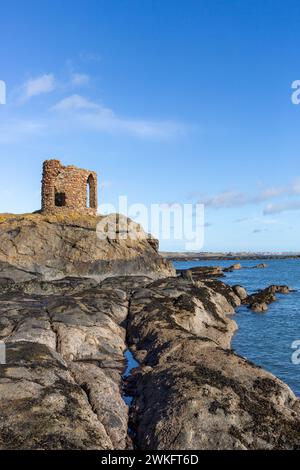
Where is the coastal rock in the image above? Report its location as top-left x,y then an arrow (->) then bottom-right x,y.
127,277 -> 300,450
224,263 -> 242,272
251,302 -> 269,313
268,285 -> 290,294
177,266 -> 224,281
0,213 -> 174,281
253,263 -> 268,269
244,285 -> 291,312
179,269 -> 194,282
0,269 -> 150,450
0,342 -> 114,450
0,248 -> 299,450
232,285 -> 248,301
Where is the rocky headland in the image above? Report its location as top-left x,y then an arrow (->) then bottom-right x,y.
0,213 -> 174,281
0,213 -> 300,450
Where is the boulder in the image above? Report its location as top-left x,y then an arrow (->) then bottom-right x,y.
232,285 -> 248,301
224,263 -> 242,272
251,302 -> 269,313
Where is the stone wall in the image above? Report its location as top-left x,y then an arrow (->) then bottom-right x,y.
41,159 -> 98,215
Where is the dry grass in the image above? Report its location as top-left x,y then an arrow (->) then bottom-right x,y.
0,211 -> 103,228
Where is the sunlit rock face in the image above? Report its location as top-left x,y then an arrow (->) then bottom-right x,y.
0,213 -> 175,281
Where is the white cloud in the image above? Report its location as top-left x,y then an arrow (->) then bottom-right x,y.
21,74 -> 55,101
264,201 -> 300,215
71,73 -> 90,86
196,182 -> 300,211
52,94 -> 186,139
202,190 -> 247,209
52,94 -> 100,111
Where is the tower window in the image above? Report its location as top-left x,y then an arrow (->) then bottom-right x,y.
55,191 -> 66,207
87,174 -> 96,208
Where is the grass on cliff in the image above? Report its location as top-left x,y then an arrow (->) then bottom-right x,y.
0,212 -> 102,229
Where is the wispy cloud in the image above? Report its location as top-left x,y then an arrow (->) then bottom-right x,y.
194,182 -> 300,211
235,217 -> 251,223
8,71 -> 187,141
253,228 -> 269,234
52,94 -> 99,111
0,119 -> 45,143
20,74 -> 56,101
51,94 -> 186,139
79,52 -> 101,63
70,73 -> 90,86
201,190 -> 248,209
264,201 -> 300,215
235,216 -> 279,225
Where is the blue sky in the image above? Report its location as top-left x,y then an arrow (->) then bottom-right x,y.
1,0 -> 300,252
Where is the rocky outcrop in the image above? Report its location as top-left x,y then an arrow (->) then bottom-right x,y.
0,272 -> 152,450
224,263 -> 242,272
0,213 -> 174,281
177,264 -> 268,281
0,242 -> 299,449
178,266 -> 224,281
244,285 -> 291,313
126,277 -> 300,450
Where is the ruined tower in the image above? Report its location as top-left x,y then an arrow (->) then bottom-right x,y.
41,159 -> 98,215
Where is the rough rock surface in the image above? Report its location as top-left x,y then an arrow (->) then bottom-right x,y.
224,263 -> 242,272
244,285 -> 291,312
0,213 -> 174,281
126,277 -> 300,450
232,285 -> 248,301
253,263 -> 268,269
177,266 -> 224,281
0,255 -> 299,449
0,272 -> 153,450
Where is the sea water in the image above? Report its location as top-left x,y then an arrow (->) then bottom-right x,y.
174,259 -> 300,397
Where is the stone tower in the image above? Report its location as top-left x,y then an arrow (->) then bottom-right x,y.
41,159 -> 98,215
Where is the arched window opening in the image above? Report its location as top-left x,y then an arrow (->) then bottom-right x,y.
87,174 -> 96,209
86,181 -> 91,208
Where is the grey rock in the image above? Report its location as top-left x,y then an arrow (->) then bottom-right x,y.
244,285 -> 292,312
126,277 -> 300,450
0,270 -> 139,450
232,285 -> 248,301
177,266 -> 224,281
0,213 -> 174,281
0,257 -> 299,450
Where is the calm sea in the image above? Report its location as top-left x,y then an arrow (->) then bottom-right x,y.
173,259 -> 300,397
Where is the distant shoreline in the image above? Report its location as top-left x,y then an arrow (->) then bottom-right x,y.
161,252 -> 300,262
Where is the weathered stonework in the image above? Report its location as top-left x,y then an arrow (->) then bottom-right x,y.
41,159 -> 98,215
